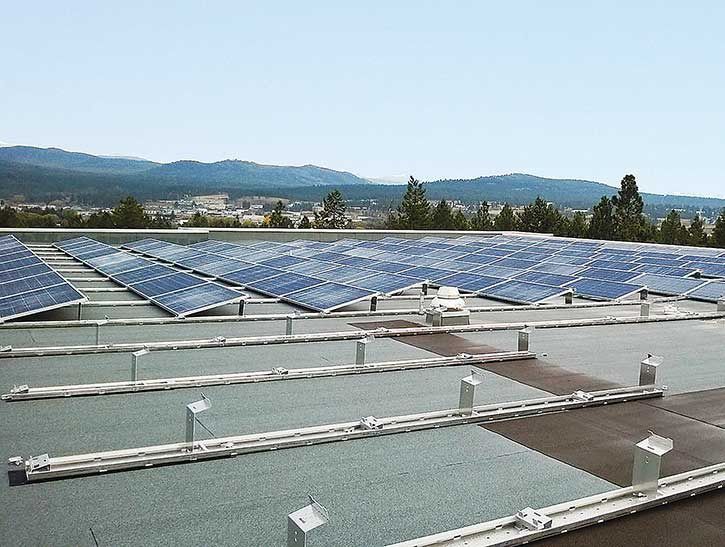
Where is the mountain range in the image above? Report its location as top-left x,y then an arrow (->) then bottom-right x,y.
1,145 -> 724,212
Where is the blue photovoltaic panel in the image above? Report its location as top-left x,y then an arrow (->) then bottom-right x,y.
154,283 -> 241,316
513,271 -> 578,287
473,248 -> 510,258
245,273 -> 324,297
0,235 -> 85,320
259,255 -> 308,269
480,280 -> 567,305
55,236 -> 238,317
456,253 -> 499,266
399,266 -> 454,283
364,261 -> 414,274
283,259 -> 336,276
347,272 -> 420,295
114,264 -> 171,285
74,247 -> 119,260
586,259 -> 639,270
575,267 -> 641,283
283,282 -> 376,312
634,257 -> 685,267
435,272 -> 502,293
686,262 -> 725,278
198,259 -> 254,277
491,258 -> 538,270
174,254 -> 228,270
687,281 -> 725,302
632,264 -> 698,277
316,267 -> 377,284
473,265 -> 525,279
0,263 -> 52,284
509,252 -> 551,262
566,279 -> 642,300
130,273 -> 206,298
638,251 -> 681,260
332,255 -> 372,267
545,255 -> 592,266
629,273 -> 706,296
529,262 -> 582,276
0,271 -> 65,298
221,265 -> 283,286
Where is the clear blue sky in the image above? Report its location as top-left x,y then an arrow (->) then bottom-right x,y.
2,1 -> 724,196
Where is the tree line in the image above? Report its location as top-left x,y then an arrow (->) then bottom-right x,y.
386,175 -> 725,248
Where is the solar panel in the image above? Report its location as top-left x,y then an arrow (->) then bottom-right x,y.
154,283 -> 242,316
129,273 -> 206,298
629,273 -> 706,296
686,262 -> 725,278
575,267 -> 641,283
686,281 -> 725,302
0,235 -> 86,321
221,265 -> 283,286
480,280 -> 569,304
283,259 -> 337,276
491,258 -> 538,270
529,262 -> 582,276
513,271 -> 578,287
315,267 -> 378,284
632,264 -> 698,277
55,237 -> 239,317
566,279 -> 642,300
435,272 -> 502,293
473,265 -> 525,279
586,259 -> 639,270
399,266 -> 454,283
347,272 -> 421,295
245,273 -> 324,297
364,261 -> 413,274
283,282 -> 376,312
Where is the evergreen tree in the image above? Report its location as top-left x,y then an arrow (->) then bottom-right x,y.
688,214 -> 708,246
431,199 -> 455,230
589,196 -> 615,240
392,176 -> 430,229
112,196 -> 147,228
517,197 -> 563,233
712,209 -> 725,248
453,210 -> 470,231
658,210 -> 684,245
314,189 -> 348,229
298,215 -> 311,229
85,211 -> 116,228
470,201 -> 493,231
268,200 -> 293,228
612,174 -> 645,241
566,212 -> 589,238
493,203 -> 518,231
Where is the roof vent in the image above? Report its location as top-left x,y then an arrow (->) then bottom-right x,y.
430,286 -> 466,311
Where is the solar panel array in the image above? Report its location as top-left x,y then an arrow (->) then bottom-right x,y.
120,233 -> 725,310
54,237 -> 240,317
0,235 -> 86,321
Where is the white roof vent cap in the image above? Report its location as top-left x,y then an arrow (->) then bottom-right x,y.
431,286 -> 466,311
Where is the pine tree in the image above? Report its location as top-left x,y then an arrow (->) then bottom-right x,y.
612,174 -> 645,241
432,199 -> 455,230
493,203 -> 518,231
453,210 -> 470,231
268,200 -> 293,228
712,209 -> 725,248
314,190 -> 348,229
298,215 -> 311,229
470,201 -> 493,231
566,212 -> 589,238
393,176 -> 430,229
517,197 -> 563,234
658,210 -> 683,245
688,214 -> 708,246
589,196 -> 615,240
112,196 -> 147,228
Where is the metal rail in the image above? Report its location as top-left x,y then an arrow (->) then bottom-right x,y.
8,384 -> 662,482
0,297 -> 684,330
1,351 -> 535,400
0,311 -> 718,358
388,460 -> 725,546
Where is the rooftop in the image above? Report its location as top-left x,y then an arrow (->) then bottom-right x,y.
1,228 -> 724,546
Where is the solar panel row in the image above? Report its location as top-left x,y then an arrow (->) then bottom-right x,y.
54,237 -> 240,316
0,235 -> 86,321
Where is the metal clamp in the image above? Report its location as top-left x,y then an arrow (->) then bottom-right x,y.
360,416 -> 383,430
514,507 -> 552,531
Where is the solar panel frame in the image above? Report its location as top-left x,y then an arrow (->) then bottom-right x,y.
686,281 -> 725,302
479,280 -> 570,305
282,282 -> 376,312
628,273 -> 706,296
565,278 -> 643,301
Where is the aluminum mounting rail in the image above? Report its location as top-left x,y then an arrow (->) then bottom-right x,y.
388,460 -> 725,547
1,350 -> 535,401
0,311 -> 720,358
8,384 -> 662,482
0,297 -> 684,330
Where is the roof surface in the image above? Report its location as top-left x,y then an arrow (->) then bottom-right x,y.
1,230 -> 724,547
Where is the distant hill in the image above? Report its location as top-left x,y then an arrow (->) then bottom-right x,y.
1,145 -> 724,212
0,146 -> 159,174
